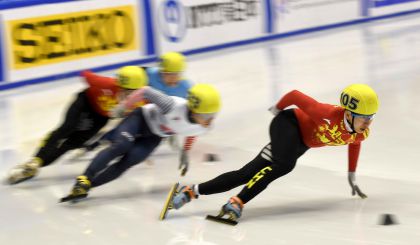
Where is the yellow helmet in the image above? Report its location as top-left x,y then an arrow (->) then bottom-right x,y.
160,52 -> 186,73
340,84 -> 379,115
117,66 -> 148,90
187,84 -> 221,114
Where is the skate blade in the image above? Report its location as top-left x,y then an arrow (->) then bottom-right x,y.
159,182 -> 179,220
7,175 -> 34,185
206,215 -> 238,226
59,194 -> 87,203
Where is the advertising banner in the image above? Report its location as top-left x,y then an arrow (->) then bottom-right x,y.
153,0 -> 265,53
1,0 -> 143,83
269,0 -> 359,34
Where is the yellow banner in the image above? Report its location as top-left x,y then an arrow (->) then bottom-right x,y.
7,5 -> 139,69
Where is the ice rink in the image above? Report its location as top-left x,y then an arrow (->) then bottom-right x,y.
1,13 -> 420,245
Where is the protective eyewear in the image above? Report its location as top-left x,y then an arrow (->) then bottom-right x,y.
351,112 -> 375,121
195,113 -> 216,121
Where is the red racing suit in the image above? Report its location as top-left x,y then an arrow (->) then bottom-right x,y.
276,90 -> 369,172
82,70 -> 120,117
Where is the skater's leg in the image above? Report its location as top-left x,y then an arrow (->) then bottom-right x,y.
180,110 -> 305,198
7,92 -> 99,184
203,110 -> 308,221
236,109 -> 309,204
82,114 -> 141,180
35,92 -> 90,166
91,135 -> 162,187
83,128 -> 117,152
41,115 -> 108,165
35,92 -> 104,166
198,153 -> 272,195
170,148 -> 272,209
60,113 -> 143,201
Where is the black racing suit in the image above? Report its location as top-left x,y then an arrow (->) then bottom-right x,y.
198,109 -> 309,203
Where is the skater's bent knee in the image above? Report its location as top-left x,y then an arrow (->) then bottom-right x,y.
271,162 -> 296,176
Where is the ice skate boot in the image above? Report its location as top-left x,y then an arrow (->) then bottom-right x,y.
159,184 -> 198,220
60,175 -> 91,203
206,196 -> 243,225
7,158 -> 42,185
172,185 -> 198,209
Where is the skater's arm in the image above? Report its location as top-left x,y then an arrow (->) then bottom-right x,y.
179,136 -> 196,176
348,142 -> 361,172
347,142 -> 367,198
124,87 -> 174,113
183,136 -> 196,151
81,70 -> 115,89
348,128 -> 369,172
276,90 -> 333,121
112,87 -> 174,117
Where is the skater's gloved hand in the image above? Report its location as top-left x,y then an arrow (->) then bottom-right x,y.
110,104 -> 126,118
168,135 -> 179,150
179,150 -> 189,176
348,172 -> 367,199
268,105 -> 281,116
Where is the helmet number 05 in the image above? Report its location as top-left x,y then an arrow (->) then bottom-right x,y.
341,93 -> 359,110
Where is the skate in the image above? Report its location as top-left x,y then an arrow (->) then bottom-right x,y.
159,183 -> 179,220
7,158 -> 42,185
159,184 -> 198,220
60,175 -> 91,203
206,196 -> 243,226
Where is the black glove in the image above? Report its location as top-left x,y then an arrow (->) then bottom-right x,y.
348,172 -> 367,199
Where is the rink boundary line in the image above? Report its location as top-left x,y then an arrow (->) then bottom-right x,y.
1,8 -> 420,91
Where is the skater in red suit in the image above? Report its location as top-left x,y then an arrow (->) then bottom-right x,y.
7,66 -> 148,185
164,84 -> 379,224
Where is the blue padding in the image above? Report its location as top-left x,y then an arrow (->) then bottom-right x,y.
0,18 -> 4,83
0,0 -> 76,10
264,0 -> 274,33
142,0 -> 156,55
373,0 -> 420,8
